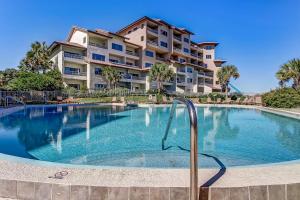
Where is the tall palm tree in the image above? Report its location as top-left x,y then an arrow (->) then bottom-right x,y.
19,41 -> 52,73
217,65 -> 240,97
102,66 -> 121,89
276,58 -> 300,89
149,63 -> 174,94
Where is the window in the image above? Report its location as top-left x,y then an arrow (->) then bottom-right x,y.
141,36 -> 144,41
141,24 -> 145,29
187,78 -> 193,83
92,53 -> 105,61
160,41 -> 168,48
179,58 -> 186,63
83,37 -> 86,44
184,48 -> 189,53
145,50 -> 154,57
64,67 -> 79,75
145,63 -> 153,68
133,27 -> 138,31
206,55 -> 212,59
184,38 -> 189,43
112,43 -> 123,51
161,30 -> 168,36
205,46 -> 214,50
128,30 -> 132,34
95,68 -> 102,75
187,67 -> 193,73
95,84 -> 106,90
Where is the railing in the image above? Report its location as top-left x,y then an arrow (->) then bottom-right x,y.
121,75 -> 146,81
147,40 -> 159,46
88,42 -> 107,49
156,57 -> 166,62
64,71 -> 87,76
126,50 -> 139,56
173,35 -> 182,41
109,59 -> 139,68
147,27 -> 158,34
162,98 -> 198,200
64,52 -> 84,60
174,47 -> 182,52
191,53 -> 198,57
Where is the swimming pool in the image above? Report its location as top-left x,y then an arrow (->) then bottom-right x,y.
0,104 -> 300,168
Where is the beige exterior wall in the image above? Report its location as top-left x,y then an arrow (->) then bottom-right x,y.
50,18 -> 225,93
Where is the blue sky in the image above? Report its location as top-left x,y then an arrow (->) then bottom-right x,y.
1,0 -> 300,93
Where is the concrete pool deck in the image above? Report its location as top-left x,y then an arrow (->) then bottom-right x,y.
1,104 -> 300,200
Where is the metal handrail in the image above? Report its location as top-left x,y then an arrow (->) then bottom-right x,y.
162,97 -> 198,200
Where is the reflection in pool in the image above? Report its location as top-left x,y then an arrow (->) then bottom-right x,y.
0,105 -> 300,168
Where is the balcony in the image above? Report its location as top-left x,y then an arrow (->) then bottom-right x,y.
147,27 -> 158,35
173,35 -> 182,42
191,53 -> 198,58
156,56 -> 166,62
177,68 -> 186,74
174,47 -> 182,52
64,71 -> 87,76
109,59 -> 139,68
147,40 -> 159,46
126,50 -> 139,57
88,42 -> 107,49
64,52 -> 84,60
121,74 -> 146,83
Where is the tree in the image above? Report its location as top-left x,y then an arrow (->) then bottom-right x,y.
19,41 -> 53,73
149,63 -> 174,94
6,69 -> 63,91
0,68 -> 18,88
276,58 -> 300,89
102,66 -> 121,89
217,65 -> 240,97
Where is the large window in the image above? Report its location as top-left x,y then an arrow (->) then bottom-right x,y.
184,38 -> 189,43
95,68 -> 102,75
95,84 -> 106,90
145,63 -> 153,68
112,43 -> 123,51
187,67 -> 193,73
92,53 -> 105,61
179,58 -> 186,63
64,67 -> 79,75
160,41 -> 168,48
145,50 -> 154,57
160,30 -> 168,36
187,78 -> 193,83
183,48 -> 189,53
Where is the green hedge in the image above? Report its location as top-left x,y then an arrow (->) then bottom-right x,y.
262,88 -> 300,108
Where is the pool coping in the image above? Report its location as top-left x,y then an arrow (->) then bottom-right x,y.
1,103 -> 300,199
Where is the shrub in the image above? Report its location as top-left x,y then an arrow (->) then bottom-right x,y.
208,92 -> 226,101
262,88 -> 300,108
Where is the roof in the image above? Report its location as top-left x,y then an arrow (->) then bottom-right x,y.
214,59 -> 227,64
198,42 -> 219,47
116,16 -> 194,35
49,41 -> 86,51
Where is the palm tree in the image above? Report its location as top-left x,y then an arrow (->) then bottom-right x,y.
102,66 -> 121,89
276,58 -> 300,89
19,41 -> 53,73
149,63 -> 174,94
217,65 -> 240,97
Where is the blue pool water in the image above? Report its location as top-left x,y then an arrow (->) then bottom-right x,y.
0,105 -> 300,168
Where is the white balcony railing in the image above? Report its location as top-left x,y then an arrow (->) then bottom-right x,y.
174,47 -> 182,52
126,50 -> 139,56
147,40 -> 159,46
173,35 -> 182,41
88,42 -> 107,49
64,71 -> 87,76
64,52 -> 84,60
147,27 -> 158,34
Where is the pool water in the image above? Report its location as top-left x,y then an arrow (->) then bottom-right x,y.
0,105 -> 300,168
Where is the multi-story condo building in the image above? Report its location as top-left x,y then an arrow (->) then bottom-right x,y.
49,16 -> 226,93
